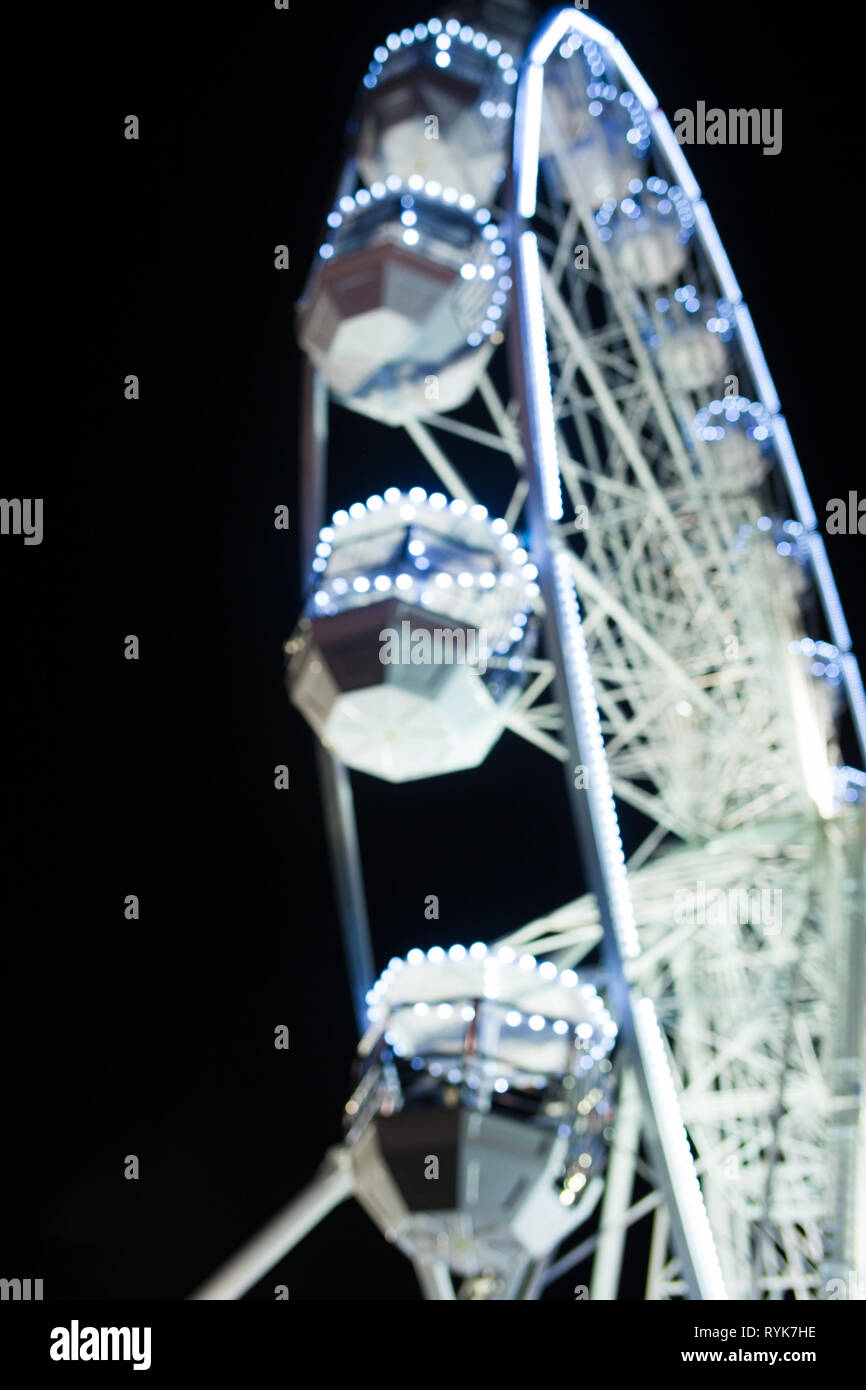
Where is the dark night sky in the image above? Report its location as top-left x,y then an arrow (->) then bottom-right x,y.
2,1 -> 862,1301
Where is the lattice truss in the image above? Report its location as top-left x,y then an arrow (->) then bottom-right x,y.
367,52 -> 865,1298
503,811 -> 865,1298
530,99 -> 830,843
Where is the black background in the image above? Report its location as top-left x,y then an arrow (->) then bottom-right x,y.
2,0 -> 862,1303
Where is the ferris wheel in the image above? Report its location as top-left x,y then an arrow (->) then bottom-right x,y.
193,3 -> 866,1301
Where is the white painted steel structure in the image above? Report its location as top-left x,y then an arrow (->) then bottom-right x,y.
193,7 -> 866,1301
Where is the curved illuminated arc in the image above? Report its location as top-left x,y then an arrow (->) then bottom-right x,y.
514,3 -> 866,763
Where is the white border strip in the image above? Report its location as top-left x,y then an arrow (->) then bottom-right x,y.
516,231 -> 564,521
770,416 -> 818,531
733,303 -> 780,414
692,200 -> 741,304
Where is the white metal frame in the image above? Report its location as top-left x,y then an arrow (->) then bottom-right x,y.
193,5 -> 866,1301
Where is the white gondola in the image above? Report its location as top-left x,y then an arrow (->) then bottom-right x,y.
287,490 -> 537,781
693,395 -> 775,494
297,180 -> 511,424
356,19 -> 517,205
542,32 -> 650,207
653,290 -> 731,392
598,176 -> 694,289
346,945 -> 616,1288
